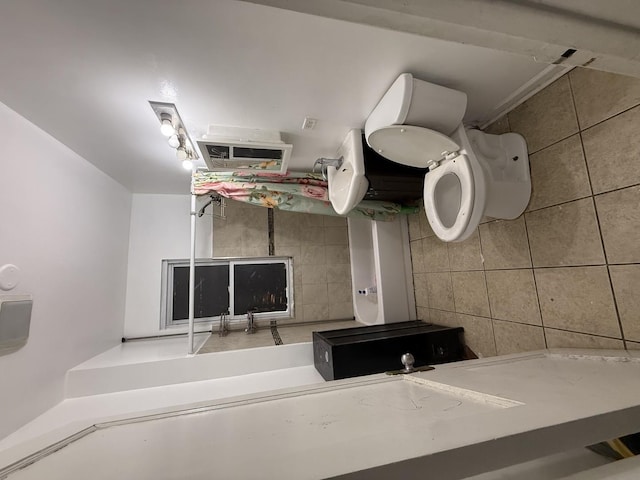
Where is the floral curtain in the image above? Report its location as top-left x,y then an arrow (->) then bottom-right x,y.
192,170 -> 419,221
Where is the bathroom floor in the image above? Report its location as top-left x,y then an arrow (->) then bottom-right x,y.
409,68 -> 640,358
197,319 -> 361,353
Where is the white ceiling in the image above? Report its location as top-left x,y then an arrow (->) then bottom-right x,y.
0,0 -> 548,193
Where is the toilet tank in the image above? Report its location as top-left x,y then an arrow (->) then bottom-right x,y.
364,73 -> 467,143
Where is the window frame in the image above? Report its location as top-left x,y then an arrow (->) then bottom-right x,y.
160,256 -> 294,329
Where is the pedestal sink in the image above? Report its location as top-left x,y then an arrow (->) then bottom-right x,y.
327,129 -> 369,215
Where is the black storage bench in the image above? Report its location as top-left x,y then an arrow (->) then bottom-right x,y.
312,320 -> 464,381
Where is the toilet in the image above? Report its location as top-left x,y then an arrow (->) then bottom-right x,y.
364,73 -> 531,242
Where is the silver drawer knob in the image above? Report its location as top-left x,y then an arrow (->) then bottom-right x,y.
401,353 -> 415,373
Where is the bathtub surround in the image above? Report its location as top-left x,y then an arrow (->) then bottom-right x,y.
214,199 -> 354,324
123,196 -> 353,338
410,68 -> 640,356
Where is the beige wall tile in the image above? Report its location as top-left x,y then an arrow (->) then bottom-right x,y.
325,245 -> 350,265
324,226 -> 348,245
527,134 -> 592,211
447,229 -> 483,271
300,264 -> 327,285
525,198 -> 605,267
274,245 -> 300,259
326,263 -> 351,283
300,214 -> 325,227
242,246 -> 269,257
422,235 -> 450,272
508,76 -> 579,153
457,314 -> 497,358
323,215 -> 347,227
300,226 -> 325,246
329,302 -> 354,320
493,319 -> 545,355
426,272 -> 454,311
483,115 -> 510,135
410,240 -> 426,274
416,306 -> 429,321
596,186 -> 640,263
479,217 -> 531,269
609,265 -> 640,342
293,282 -> 303,310
486,269 -> 542,325
302,303 -> 329,322
300,245 -> 326,265
582,106 -> 640,194
327,282 -> 353,303
544,328 -> 624,350
301,283 -> 328,305
429,309 -> 458,327
569,67 -> 640,129
535,266 -> 620,337
451,271 -> 490,317
413,273 -> 429,308
213,246 -> 238,258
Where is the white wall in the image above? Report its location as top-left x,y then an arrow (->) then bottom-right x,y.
0,103 -> 131,439
123,194 -> 212,338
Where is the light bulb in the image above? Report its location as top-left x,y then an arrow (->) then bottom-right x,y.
167,134 -> 180,148
182,159 -> 193,170
176,146 -> 188,161
160,119 -> 176,137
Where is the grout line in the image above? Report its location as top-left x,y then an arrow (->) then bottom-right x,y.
568,74 -> 627,346
580,102 -> 640,134
525,193 -> 593,214
527,131 -> 579,156
482,264 -> 605,271
428,307 -> 624,342
592,182 -> 640,197
523,214 -> 547,348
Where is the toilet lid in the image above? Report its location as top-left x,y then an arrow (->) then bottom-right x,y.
367,125 -> 460,168
424,153 -> 475,242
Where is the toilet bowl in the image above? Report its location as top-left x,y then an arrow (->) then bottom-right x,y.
365,73 -> 531,242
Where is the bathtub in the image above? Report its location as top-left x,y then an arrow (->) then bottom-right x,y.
347,216 -> 416,324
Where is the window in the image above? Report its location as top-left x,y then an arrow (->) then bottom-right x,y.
160,257 -> 293,329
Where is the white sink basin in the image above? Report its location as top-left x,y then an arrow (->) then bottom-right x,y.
328,129 -> 369,215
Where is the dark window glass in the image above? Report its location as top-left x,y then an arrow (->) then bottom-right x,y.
172,265 -> 229,320
234,263 -> 288,315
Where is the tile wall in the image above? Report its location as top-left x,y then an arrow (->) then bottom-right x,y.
212,200 -> 353,323
409,68 -> 640,357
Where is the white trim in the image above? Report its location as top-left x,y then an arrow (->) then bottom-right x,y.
480,64 -> 573,128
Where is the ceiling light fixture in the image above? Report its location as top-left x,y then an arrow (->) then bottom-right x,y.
149,101 -> 199,170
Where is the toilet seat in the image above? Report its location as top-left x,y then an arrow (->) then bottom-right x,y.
367,124 -> 480,242
424,154 -> 477,242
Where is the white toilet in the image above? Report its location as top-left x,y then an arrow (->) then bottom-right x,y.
365,73 -> 531,242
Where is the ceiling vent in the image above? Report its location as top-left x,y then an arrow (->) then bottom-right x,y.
197,126 -> 292,174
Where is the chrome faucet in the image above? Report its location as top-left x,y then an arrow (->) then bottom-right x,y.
245,310 -> 257,334
313,156 -> 343,180
218,312 -> 229,337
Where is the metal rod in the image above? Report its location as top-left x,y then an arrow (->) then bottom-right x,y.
188,188 -> 197,355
